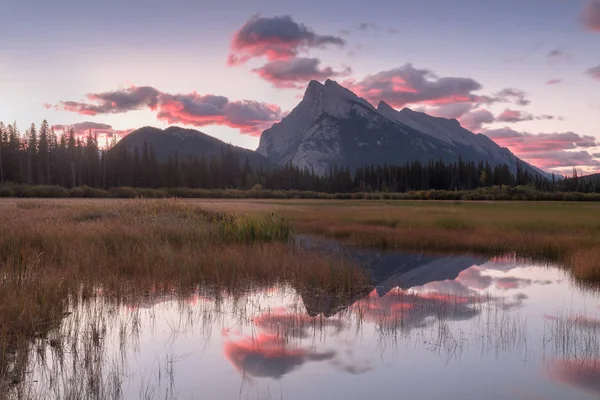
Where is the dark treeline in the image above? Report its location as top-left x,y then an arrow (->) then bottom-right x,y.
1,120 -> 599,194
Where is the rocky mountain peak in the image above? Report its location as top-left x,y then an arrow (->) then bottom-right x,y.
257,80 -> 545,178
299,79 -> 374,119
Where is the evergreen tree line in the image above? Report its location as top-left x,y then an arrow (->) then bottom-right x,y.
1,121 -> 599,193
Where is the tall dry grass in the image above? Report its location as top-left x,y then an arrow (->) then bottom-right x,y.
271,200 -> 600,283
0,200 -> 370,394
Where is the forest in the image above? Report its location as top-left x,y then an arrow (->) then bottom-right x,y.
1,120 -> 598,194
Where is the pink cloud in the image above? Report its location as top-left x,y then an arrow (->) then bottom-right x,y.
582,1 -> 600,32
345,64 -> 484,108
50,86 -> 161,115
494,276 -> 532,290
497,109 -> 532,123
223,332 -> 335,379
53,122 -> 135,145
546,79 -> 562,85
228,15 -> 345,66
587,65 -> 600,80
53,121 -> 113,135
50,86 -> 284,136
484,128 -> 600,171
253,57 -> 351,89
460,109 -> 495,132
548,359 -> 600,395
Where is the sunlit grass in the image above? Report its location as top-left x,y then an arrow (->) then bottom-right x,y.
0,200 -> 370,393
270,200 -> 600,283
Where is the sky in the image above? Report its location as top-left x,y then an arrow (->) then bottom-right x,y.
1,0 -> 599,174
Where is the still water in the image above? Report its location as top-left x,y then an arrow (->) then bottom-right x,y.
22,247 -> 600,399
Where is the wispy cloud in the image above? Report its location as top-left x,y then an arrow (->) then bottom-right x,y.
582,0 -> 600,32
49,86 -> 284,136
485,128 -> 600,171
253,57 -> 351,89
586,65 -> 600,80
345,63 -> 484,108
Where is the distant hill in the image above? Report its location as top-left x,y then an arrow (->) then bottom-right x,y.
115,126 -> 272,169
257,79 -> 546,177
581,173 -> 600,182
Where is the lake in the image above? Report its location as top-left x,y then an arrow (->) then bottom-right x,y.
20,246 -> 600,400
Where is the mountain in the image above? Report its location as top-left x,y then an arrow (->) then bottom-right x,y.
581,172 -> 600,182
115,126 -> 272,168
257,79 -> 545,176
296,235 -> 486,316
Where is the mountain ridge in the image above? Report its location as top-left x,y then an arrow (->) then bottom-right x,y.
258,79 -> 546,177
114,126 -> 272,169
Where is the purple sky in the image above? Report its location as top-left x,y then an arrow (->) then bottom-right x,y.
1,0 -> 599,173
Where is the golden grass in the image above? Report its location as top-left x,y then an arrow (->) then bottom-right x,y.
2,198 -> 600,393
0,200 -> 369,392
269,200 -> 600,283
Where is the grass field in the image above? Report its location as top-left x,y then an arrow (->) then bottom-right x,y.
0,198 -> 599,395
0,199 -> 366,395
147,198 -> 600,282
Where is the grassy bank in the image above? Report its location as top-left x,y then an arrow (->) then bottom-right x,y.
0,200 -> 369,393
1,183 -> 600,201
2,198 -> 600,395
272,200 -> 600,283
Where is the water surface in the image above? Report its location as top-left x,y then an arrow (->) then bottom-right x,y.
22,250 -> 600,400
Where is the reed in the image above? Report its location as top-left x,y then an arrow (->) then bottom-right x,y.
0,199 -> 370,393
273,200 -> 600,283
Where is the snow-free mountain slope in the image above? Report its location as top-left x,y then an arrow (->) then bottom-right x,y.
258,80 -> 544,176
115,126 -> 272,168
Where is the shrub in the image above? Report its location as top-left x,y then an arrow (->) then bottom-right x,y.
74,185 -> 110,198
108,187 -> 139,199
0,185 -> 14,197
24,185 -> 69,198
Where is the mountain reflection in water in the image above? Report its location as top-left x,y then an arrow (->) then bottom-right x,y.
17,246 -> 600,400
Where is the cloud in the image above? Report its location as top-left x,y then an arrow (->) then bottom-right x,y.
349,64 -> 532,132
582,0 -> 600,32
425,102 -> 475,119
491,88 -> 530,106
228,15 -> 345,65
52,121 -> 134,143
546,314 -> 600,329
340,22 -> 378,36
546,79 -> 562,85
455,267 -> 493,290
587,65 -> 600,80
252,309 -> 344,339
346,63 -> 484,108
53,121 -> 113,135
548,359 -> 600,395
223,332 -> 335,379
546,48 -> 572,64
460,109 -> 495,132
51,86 -> 161,116
484,128 -> 600,170
547,49 -> 564,58
494,276 -> 532,290
496,109 -> 555,123
253,57 -> 351,88
350,286 -> 483,333
496,109 -> 533,123
50,86 -> 284,136
156,93 -> 282,136
357,22 -> 377,32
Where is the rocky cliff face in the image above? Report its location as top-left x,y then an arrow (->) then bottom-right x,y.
257,80 -> 546,176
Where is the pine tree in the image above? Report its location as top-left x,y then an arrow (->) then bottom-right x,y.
38,120 -> 50,184
27,123 -> 37,184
